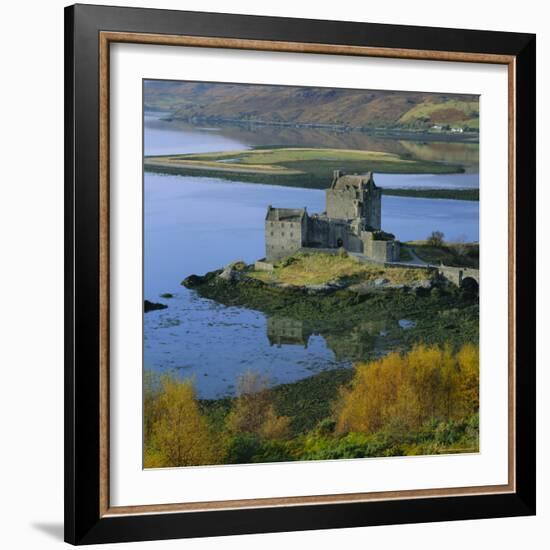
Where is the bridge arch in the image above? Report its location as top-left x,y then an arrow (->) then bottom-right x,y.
437,264 -> 479,288
460,276 -> 479,293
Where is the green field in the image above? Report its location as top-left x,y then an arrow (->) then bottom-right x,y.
144,146 -> 466,189
407,240 -> 479,268
399,99 -> 479,130
383,188 -> 478,201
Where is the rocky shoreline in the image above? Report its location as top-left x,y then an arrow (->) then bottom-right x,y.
144,299 -> 168,313
181,259 -> 478,354
184,260 -> 436,296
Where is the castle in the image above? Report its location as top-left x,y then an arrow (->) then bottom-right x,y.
265,171 -> 400,263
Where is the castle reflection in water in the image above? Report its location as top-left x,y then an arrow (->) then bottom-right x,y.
266,315 -> 396,362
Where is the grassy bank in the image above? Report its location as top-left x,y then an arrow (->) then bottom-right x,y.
201,367 -> 356,437
145,146 -> 465,189
248,252 -> 431,286
383,188 -> 478,201
408,240 -> 479,268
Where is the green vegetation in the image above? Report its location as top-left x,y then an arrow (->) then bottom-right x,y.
248,252 -> 430,286
408,239 -> 479,268
188,147 -> 420,166
145,146 -> 465,189
199,369 -> 355,441
145,146 -> 479,200
182,253 -> 479,355
383,188 -> 478,201
144,81 -> 479,134
144,344 -> 479,467
399,246 -> 414,262
399,99 -> 479,131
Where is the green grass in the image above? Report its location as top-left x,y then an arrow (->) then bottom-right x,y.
144,146 -> 464,188
408,241 -> 479,268
247,252 -> 431,286
399,99 -> 479,127
145,82 -> 478,133
200,367 -> 355,437
149,147 -> 412,168
383,188 -> 478,201
399,247 -> 414,261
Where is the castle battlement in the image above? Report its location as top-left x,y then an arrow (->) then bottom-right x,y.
265,171 -> 399,262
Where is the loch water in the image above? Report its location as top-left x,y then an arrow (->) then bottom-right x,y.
144,115 -> 479,398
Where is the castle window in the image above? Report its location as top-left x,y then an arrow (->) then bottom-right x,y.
270,232 -> 274,237
290,232 -> 294,238
281,233 -> 285,237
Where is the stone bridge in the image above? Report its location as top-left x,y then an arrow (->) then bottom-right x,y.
384,259 -> 479,289
437,264 -> 479,288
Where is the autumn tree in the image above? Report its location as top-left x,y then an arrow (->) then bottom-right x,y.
144,377 -> 220,468
335,344 -> 479,436
455,343 -> 480,415
144,371 -> 162,444
226,371 -> 290,440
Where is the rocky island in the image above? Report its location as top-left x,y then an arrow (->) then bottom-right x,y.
183,170 -> 478,357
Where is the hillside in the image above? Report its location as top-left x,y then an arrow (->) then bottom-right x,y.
144,80 -> 479,133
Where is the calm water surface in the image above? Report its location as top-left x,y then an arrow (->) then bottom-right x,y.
144,116 -> 479,398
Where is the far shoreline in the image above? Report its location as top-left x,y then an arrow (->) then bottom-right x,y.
145,110 -> 479,144
144,162 -> 479,202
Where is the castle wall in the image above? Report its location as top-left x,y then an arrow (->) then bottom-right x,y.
306,217 -> 363,252
265,217 -> 306,261
306,216 -> 331,248
254,259 -> 274,272
326,184 -> 381,230
328,221 -> 363,252
362,231 -> 400,262
371,240 -> 399,262
364,187 -> 382,230
325,188 -> 360,220
267,317 -> 311,348
265,173 -> 393,263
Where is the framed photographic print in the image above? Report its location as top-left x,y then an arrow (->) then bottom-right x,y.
64,4 -> 536,545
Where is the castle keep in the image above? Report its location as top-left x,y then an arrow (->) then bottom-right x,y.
265,171 -> 400,262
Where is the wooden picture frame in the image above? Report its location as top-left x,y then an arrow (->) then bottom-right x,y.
65,3 -> 536,545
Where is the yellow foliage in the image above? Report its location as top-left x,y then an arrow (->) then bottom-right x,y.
249,252 -> 431,286
144,377 -> 220,468
456,343 -> 480,414
226,371 -> 290,440
260,406 -> 291,440
335,344 -> 479,435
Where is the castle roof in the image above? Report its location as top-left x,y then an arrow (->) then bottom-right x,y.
331,171 -> 376,191
266,207 -> 306,222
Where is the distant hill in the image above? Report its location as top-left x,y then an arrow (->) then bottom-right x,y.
144,80 -> 479,133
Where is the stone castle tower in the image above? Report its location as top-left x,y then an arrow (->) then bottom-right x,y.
326,170 -> 381,230
265,171 -> 399,263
